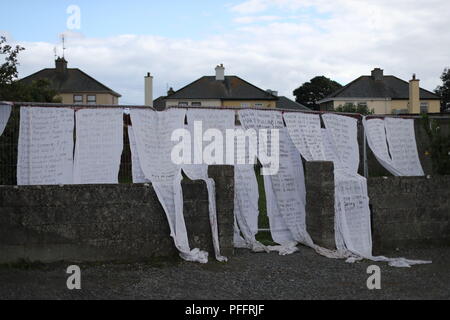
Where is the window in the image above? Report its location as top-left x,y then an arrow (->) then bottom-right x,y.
74,95 -> 83,104
420,102 -> 429,114
178,102 -> 188,107
191,102 -> 202,107
357,102 -> 367,108
87,95 -> 97,105
254,103 -> 263,108
241,103 -> 250,108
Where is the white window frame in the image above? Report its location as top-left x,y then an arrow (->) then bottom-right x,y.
191,102 -> 202,107
74,95 -> 83,104
420,102 -> 429,114
87,95 -> 97,105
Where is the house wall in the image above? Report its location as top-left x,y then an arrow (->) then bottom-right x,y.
222,100 -> 276,108
57,93 -> 119,105
165,99 -> 276,108
329,99 -> 440,114
165,99 -> 222,107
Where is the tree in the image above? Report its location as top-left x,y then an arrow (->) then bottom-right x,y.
293,76 -> 342,111
0,36 -> 60,102
435,68 -> 450,112
334,102 -> 374,115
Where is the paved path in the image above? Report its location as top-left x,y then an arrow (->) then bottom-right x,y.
0,247 -> 448,300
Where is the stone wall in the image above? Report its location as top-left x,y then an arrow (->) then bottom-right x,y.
0,165 -> 234,264
305,161 -> 336,249
305,161 -> 450,254
368,175 -> 450,254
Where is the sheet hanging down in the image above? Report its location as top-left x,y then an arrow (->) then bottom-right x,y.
130,108 -> 208,263
183,108 -> 236,262
238,110 -> 340,257
128,126 -> 150,183
238,110 -> 295,249
0,104 -> 11,136
283,112 -> 325,161
384,117 -> 424,176
320,115 -> 430,267
17,107 -> 74,186
73,109 -> 123,184
322,114 -> 360,174
363,118 -> 401,176
233,125 -> 266,252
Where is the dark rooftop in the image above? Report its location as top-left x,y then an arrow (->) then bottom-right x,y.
276,96 -> 310,111
19,58 -> 121,97
166,76 -> 278,101
321,70 -> 440,102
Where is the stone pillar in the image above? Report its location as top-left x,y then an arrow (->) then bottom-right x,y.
208,165 -> 235,257
305,161 -> 336,250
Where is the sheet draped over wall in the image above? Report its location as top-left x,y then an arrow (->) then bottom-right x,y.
364,117 -> 424,176
73,109 -> 123,184
183,109 -> 236,262
283,112 -> 325,162
238,110 -> 339,257
384,118 -> 424,176
238,110 -> 296,252
233,125 -> 266,252
128,126 -> 150,183
322,114 -> 360,174
17,107 -> 74,186
298,113 -> 430,267
130,108 -> 208,263
363,118 -> 400,176
0,104 -> 12,136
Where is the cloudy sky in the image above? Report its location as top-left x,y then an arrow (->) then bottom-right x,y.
1,0 -> 449,104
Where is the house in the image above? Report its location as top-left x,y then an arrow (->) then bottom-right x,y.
148,65 -> 304,109
317,68 -> 441,114
19,57 -> 121,105
165,65 -> 277,108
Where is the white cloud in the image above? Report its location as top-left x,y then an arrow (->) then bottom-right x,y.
230,0 -> 270,14
233,15 -> 282,24
9,0 -> 450,104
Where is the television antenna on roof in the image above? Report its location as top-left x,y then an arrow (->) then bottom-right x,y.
61,34 -> 66,58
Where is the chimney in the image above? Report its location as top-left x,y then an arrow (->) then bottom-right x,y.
215,64 -> 225,81
371,68 -> 384,81
55,57 -> 67,74
167,87 -> 175,96
409,73 -> 420,114
145,72 -> 153,107
266,89 -> 278,96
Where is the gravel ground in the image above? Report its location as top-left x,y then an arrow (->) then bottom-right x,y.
0,247 -> 449,300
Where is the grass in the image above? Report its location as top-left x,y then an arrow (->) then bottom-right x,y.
254,164 -> 276,246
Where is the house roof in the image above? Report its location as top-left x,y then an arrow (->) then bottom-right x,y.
276,96 -> 310,111
166,76 -> 278,101
153,96 -> 167,111
19,68 -> 121,97
320,75 -> 440,102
